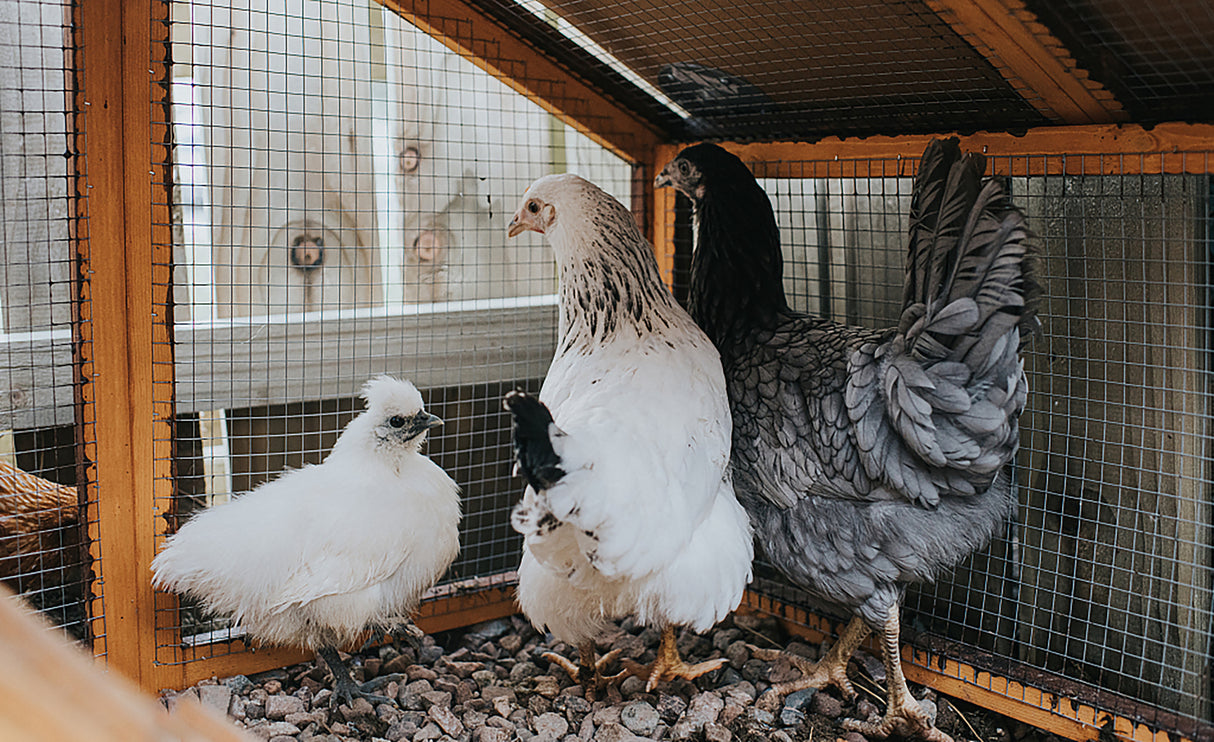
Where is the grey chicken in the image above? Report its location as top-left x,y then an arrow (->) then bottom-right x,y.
656,140 -> 1038,742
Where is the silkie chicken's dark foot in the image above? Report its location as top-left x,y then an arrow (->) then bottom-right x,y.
317,645 -> 395,709
542,642 -> 624,701
359,617 -> 425,654
619,626 -> 727,692
748,615 -> 870,705
840,606 -> 954,742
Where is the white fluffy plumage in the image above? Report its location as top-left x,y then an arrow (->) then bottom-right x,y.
504,175 -> 752,685
151,376 -> 461,654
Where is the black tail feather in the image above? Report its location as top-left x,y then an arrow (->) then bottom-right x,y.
503,390 -> 566,491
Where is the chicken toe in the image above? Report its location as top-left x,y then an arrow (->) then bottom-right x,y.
620,626 -> 727,692
318,645 -> 395,709
749,615 -> 870,701
543,642 -> 624,699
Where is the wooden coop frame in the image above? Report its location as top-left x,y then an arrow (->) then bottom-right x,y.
61,0 -> 1213,740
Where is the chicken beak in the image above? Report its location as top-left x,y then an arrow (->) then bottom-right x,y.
405,411 -> 444,439
654,166 -> 673,189
507,211 -> 532,238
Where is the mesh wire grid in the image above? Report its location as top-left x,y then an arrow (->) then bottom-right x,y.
0,0 -> 95,648
153,0 -> 635,663
672,151 -> 1214,736
469,0 -> 1049,141
1025,0 -> 1214,124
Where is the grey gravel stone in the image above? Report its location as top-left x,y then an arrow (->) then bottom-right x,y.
534,711 -> 570,740
619,701 -> 658,737
384,718 -> 418,742
429,703 -> 465,736
748,706 -> 775,726
476,727 -> 511,742
224,675 -> 255,695
418,645 -> 444,664
592,706 -> 622,726
654,694 -> 686,725
418,690 -> 452,709
704,722 -> 732,742
811,690 -> 843,719
669,692 -> 723,740
412,721 -> 443,740
784,688 -> 816,712
779,706 -> 805,727
266,693 -> 306,720
593,722 -> 644,742
197,684 -> 233,716
249,721 -> 302,739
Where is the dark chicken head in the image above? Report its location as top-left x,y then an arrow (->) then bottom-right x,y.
654,152 -> 705,203
656,143 -> 760,205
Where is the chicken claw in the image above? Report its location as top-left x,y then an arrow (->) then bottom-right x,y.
749,616 -> 870,702
543,643 -> 624,700
318,645 -> 395,709
843,699 -> 954,742
619,626 -> 727,692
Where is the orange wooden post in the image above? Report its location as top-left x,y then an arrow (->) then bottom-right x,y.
652,143 -> 681,289
76,0 -> 174,690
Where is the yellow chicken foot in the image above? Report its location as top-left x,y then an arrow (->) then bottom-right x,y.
842,606 -> 953,742
620,626 -> 728,692
542,642 -> 624,699
749,615 -> 869,701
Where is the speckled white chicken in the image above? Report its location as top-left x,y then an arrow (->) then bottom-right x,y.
151,376 -> 459,706
502,174 -> 753,694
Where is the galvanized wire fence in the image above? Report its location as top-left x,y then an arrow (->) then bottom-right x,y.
0,0 -> 94,648
152,0 -> 633,664
715,152 -> 1214,737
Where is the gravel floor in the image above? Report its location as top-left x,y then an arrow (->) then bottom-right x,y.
162,612 -> 1062,742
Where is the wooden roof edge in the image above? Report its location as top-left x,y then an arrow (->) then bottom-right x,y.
375,0 -> 662,165
719,122 -> 1214,157
926,0 -> 1128,126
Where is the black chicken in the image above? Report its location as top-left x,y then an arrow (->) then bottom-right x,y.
656,140 -> 1038,742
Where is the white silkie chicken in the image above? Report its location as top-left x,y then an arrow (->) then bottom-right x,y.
503,174 -> 753,694
151,376 -> 460,706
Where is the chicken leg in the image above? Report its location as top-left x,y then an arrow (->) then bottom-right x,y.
750,615 -> 870,701
543,642 -> 624,699
620,626 -> 728,691
842,606 -> 953,742
317,645 -> 394,709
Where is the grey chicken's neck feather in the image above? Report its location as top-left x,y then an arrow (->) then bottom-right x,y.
554,206 -> 679,354
688,179 -> 791,355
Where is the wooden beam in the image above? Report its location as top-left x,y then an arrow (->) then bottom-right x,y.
375,0 -> 661,165
739,591 -> 1198,742
154,580 -> 520,691
925,0 -> 1125,125
652,144 -> 680,289
78,0 -> 164,688
691,123 -> 1214,178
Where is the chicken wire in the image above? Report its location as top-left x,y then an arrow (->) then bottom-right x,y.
678,152 -> 1214,737
1025,0 -> 1214,124
0,0 -> 94,648
153,0 -> 636,663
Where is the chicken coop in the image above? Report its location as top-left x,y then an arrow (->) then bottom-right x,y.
0,0 -> 1211,738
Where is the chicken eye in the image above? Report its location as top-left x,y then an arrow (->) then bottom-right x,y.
389,415 -> 407,428
527,200 -> 539,214
678,161 -> 689,175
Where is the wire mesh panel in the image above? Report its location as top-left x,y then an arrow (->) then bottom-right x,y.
0,0 -> 94,646
686,150 -> 1214,738
154,0 -> 634,664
